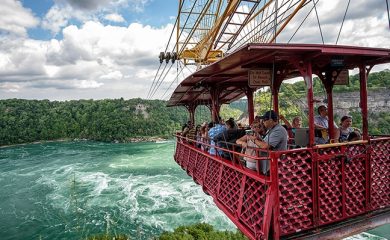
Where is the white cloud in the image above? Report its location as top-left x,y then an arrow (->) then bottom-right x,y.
277,1 -> 390,47
76,80 -> 104,88
0,0 -> 39,37
41,5 -> 72,35
100,71 -> 123,80
65,0 -> 112,11
0,20 -> 174,99
42,0 -> 151,35
128,0 -> 150,13
0,0 -> 389,101
0,83 -> 20,92
104,13 -> 125,23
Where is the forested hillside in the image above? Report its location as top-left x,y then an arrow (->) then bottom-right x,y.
0,98 -> 191,145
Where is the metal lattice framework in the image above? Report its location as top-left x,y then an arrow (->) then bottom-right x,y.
177,0 -> 311,65
277,149 -> 314,235
370,138 -> 390,210
174,135 -> 390,239
174,139 -> 270,238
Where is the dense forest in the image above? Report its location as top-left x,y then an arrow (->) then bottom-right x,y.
0,98 -> 190,145
1,70 -> 389,146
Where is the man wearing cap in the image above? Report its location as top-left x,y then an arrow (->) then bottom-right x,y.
244,110 -> 288,174
256,110 -> 288,150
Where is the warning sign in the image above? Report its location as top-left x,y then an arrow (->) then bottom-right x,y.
249,69 -> 272,87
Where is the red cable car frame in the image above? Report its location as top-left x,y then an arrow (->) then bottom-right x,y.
168,43 -> 390,240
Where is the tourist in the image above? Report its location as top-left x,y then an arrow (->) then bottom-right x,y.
339,116 -> 361,142
208,117 -> 226,155
314,105 -> 339,144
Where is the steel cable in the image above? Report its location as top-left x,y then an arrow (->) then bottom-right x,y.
336,0 -> 351,45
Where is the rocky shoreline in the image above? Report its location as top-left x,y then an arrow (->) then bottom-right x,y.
113,136 -> 169,143
0,136 -> 170,148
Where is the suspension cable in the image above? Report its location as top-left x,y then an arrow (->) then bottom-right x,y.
148,63 -> 168,99
288,0 -> 320,43
336,0 -> 350,45
161,62 -> 185,99
147,63 -> 162,99
147,0 -> 185,99
312,0 -> 324,44
152,0 -> 208,99
386,0 -> 390,29
150,63 -> 175,99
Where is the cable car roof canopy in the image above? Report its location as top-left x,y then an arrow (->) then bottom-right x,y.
167,43 -> 390,107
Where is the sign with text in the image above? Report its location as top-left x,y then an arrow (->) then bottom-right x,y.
249,69 -> 271,87
334,69 -> 349,85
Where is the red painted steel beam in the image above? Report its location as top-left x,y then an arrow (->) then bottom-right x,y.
246,87 -> 255,124
305,62 -> 315,147
359,65 -> 371,140
290,210 -> 390,240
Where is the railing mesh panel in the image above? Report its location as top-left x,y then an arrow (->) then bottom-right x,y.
204,159 -> 221,196
344,144 -> 367,216
317,147 -> 343,224
218,166 -> 243,214
175,143 -> 184,165
187,149 -> 197,176
181,145 -> 190,169
239,177 -> 268,239
370,138 -> 390,210
174,138 -> 390,239
194,154 -> 208,183
278,150 -> 314,234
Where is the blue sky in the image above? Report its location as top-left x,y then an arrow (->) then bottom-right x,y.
22,0 -> 177,40
0,0 -> 389,101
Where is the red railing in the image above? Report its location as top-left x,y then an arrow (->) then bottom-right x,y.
173,134 -> 390,239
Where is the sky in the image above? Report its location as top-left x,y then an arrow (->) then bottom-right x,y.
0,0 -> 389,101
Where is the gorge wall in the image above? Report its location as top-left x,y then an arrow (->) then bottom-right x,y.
319,89 -> 390,117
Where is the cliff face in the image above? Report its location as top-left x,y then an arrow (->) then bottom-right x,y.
332,89 -> 390,117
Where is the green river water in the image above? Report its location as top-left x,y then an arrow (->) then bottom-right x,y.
0,141 -> 388,239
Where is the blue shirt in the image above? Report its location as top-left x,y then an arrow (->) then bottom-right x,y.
208,124 -> 226,155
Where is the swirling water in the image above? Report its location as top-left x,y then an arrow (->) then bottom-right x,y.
0,141 -> 388,240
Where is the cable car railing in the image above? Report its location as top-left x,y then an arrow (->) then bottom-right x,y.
174,133 -> 390,239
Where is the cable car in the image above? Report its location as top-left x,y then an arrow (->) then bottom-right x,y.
167,43 -> 390,239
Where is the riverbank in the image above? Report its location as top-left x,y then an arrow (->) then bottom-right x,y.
0,136 -> 170,148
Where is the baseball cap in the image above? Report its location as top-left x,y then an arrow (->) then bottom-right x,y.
259,110 -> 278,121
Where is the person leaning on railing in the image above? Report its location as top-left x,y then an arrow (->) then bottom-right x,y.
236,121 -> 264,170
237,110 -> 288,174
182,121 -> 196,144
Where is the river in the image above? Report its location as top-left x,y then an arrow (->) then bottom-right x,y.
0,141 -> 388,239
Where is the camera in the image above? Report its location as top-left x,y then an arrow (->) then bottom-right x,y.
245,129 -> 253,135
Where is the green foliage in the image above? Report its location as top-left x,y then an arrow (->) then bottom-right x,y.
254,90 -> 302,123
87,234 -> 129,240
220,104 -> 243,121
194,105 -> 212,124
158,223 -> 247,240
0,98 -> 189,145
